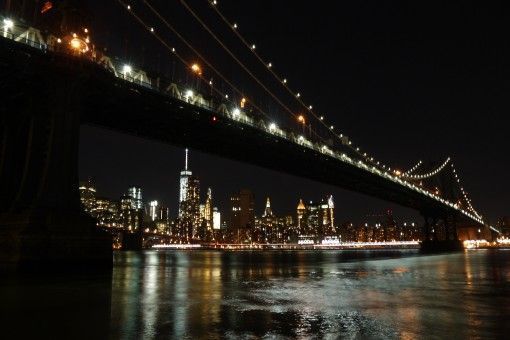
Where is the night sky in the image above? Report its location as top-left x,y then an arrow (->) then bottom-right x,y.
77,0 -> 506,223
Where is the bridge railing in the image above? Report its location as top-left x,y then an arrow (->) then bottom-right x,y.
0,15 -> 487,226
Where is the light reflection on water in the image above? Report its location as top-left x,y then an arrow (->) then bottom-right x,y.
1,250 -> 509,339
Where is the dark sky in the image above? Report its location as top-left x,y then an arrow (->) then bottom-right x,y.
77,0 -> 506,224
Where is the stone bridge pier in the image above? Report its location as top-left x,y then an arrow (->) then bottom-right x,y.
420,211 -> 463,251
420,210 -> 491,252
0,46 -> 111,271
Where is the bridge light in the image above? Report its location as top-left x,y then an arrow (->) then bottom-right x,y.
191,63 -> 202,75
70,38 -> 82,50
309,105 -> 313,110
251,44 -> 256,49
268,62 -> 272,68
233,23 -> 238,29
283,78 -> 287,84
84,28 -> 89,33
320,116 -> 324,120
297,115 -> 305,124
122,64 -> 132,74
240,97 -> 246,108
3,18 -> 13,30
185,89 -> 194,99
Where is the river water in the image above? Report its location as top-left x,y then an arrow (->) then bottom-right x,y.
2,249 -> 509,339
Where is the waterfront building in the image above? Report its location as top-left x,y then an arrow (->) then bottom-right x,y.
296,196 -> 336,242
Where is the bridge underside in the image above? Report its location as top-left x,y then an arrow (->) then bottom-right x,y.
0,38 -> 487,268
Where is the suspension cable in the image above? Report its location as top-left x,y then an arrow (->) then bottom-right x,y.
176,0 -> 330,144
402,157 -> 451,180
140,0 -> 272,119
205,0 -> 393,169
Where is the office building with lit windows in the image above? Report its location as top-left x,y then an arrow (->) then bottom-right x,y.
177,149 -> 201,242
127,186 -> 143,210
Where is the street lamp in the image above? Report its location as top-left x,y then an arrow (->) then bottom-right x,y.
297,115 -> 306,135
190,63 -> 202,90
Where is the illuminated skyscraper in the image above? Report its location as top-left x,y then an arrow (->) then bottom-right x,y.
259,197 -> 275,243
149,200 -> 158,221
79,178 -> 96,213
296,199 -> 306,229
178,149 -> 201,241
213,207 -> 221,230
297,196 -> 336,241
322,195 -> 335,235
179,149 -> 192,208
128,186 -> 142,210
262,197 -> 273,218
204,188 -> 213,229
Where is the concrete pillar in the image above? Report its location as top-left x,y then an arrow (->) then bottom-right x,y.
0,44 -> 111,271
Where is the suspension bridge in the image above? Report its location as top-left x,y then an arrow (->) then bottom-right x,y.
0,2 -> 498,268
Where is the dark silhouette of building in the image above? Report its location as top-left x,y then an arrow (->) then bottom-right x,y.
230,189 -> 255,243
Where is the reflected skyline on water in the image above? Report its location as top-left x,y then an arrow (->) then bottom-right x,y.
109,250 -> 509,338
2,250 -> 509,339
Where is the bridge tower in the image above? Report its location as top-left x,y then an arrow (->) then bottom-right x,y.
0,37 -> 112,270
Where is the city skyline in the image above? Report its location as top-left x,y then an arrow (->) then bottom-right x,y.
79,167 -> 424,246
80,139 -> 426,224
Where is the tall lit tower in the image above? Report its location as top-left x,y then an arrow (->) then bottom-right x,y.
179,148 -> 192,211
263,197 -> 273,217
128,186 -> 142,210
178,149 -> 201,241
204,188 -> 213,229
296,199 -> 306,229
149,200 -> 158,221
